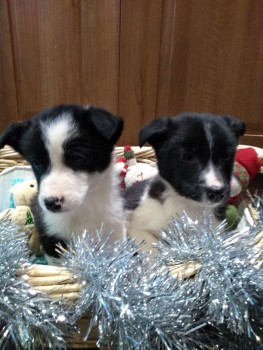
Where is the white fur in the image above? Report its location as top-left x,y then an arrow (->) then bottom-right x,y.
201,163 -> 224,189
127,177 -> 219,254
42,114 -> 76,165
39,115 -> 86,211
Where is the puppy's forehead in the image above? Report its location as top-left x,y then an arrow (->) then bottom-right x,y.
172,116 -> 233,148
172,117 -> 208,146
41,113 -> 76,148
40,113 -> 77,166
204,122 -> 214,149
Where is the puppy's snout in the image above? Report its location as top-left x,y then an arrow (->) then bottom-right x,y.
44,196 -> 64,212
205,187 -> 225,203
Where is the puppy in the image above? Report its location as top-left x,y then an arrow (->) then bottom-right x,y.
124,113 -> 245,252
0,104 -> 126,263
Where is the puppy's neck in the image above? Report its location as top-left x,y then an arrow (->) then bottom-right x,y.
85,157 -> 118,200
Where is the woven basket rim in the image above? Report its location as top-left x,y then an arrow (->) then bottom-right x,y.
0,145 -> 262,173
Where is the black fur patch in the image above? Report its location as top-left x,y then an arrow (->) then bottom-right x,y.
148,178 -> 166,203
124,180 -> 149,210
39,234 -> 68,258
31,196 -> 68,258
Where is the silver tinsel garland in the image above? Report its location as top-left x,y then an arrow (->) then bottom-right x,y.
1,196 -> 262,349
156,207 -> 263,348
63,198 -> 263,349
0,219 -> 72,350
63,229 -> 210,349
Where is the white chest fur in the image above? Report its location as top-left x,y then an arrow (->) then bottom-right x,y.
127,181 -> 218,252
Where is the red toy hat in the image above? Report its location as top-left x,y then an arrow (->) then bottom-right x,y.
235,148 -> 261,180
229,147 -> 261,206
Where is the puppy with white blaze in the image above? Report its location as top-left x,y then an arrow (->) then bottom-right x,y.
124,113 -> 245,253
0,104 -> 126,263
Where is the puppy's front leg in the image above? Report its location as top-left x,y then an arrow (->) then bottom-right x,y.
128,227 -> 159,255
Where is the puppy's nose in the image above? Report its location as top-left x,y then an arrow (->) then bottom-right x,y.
206,187 -> 225,203
44,196 -> 64,212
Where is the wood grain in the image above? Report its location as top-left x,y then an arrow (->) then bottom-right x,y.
118,0 -> 163,145
9,0 -> 81,120
0,0 -> 18,129
9,0 -> 43,119
0,0 -> 263,147
80,0 -> 120,114
156,0 -> 263,146
37,0 -> 81,107
155,0 -> 177,119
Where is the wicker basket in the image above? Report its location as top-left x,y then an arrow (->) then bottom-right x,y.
1,145 -> 263,349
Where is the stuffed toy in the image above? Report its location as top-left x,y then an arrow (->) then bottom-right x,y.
225,147 -> 262,230
115,157 -> 128,190
10,179 -> 37,207
0,179 -> 41,255
229,147 -> 261,205
0,179 -> 37,226
123,145 -> 157,188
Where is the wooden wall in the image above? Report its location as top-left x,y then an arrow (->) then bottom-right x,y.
0,0 -> 262,147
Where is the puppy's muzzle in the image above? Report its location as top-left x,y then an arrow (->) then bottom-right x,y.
205,186 -> 226,203
44,196 -> 64,212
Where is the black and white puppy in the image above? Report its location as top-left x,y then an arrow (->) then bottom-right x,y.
125,113 -> 245,252
0,104 -> 125,262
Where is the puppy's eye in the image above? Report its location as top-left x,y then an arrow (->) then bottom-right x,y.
221,152 -> 232,161
67,151 -> 86,165
181,152 -> 195,163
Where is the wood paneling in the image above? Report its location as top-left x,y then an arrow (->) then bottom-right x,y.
0,0 -> 18,129
37,0 -> 81,107
118,0 -> 163,145
9,0 -> 81,120
9,0 -> 42,119
156,0 -> 263,147
80,0 -> 120,114
155,0 -> 177,119
0,0 -> 263,147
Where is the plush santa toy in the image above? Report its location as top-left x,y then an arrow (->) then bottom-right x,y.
229,147 -> 261,205
221,147 -> 262,230
123,145 -> 157,188
115,157 -> 128,190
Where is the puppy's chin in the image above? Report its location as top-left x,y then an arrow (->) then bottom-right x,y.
199,199 -> 224,208
200,194 -> 228,208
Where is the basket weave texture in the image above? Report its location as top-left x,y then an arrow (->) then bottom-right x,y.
0,145 -> 262,173
0,146 -> 28,172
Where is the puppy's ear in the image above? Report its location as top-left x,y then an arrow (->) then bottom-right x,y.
89,107 -> 124,144
222,115 -> 246,138
0,121 -> 30,151
139,118 -> 170,148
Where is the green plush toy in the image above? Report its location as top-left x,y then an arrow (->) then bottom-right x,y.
225,205 -> 239,231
